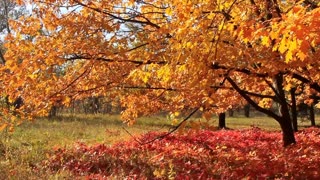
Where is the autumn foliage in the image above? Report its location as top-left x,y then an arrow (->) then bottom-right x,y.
44,128 -> 320,179
0,0 -> 320,146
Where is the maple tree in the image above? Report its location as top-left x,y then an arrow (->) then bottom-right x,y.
0,0 -> 319,146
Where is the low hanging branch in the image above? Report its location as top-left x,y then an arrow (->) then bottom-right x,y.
49,68 -> 90,99
123,107 -> 200,145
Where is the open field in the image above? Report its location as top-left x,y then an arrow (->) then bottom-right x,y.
0,114 -> 319,179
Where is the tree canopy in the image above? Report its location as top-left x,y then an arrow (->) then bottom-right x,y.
1,0 -> 320,146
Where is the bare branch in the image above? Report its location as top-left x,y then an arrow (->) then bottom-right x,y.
120,86 -> 178,91
74,0 -> 161,29
64,54 -> 166,65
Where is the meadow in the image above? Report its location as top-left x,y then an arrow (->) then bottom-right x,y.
0,113 -> 318,179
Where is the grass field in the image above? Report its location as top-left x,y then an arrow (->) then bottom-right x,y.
0,113 -> 318,179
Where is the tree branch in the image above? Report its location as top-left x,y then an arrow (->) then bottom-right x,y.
292,73 -> 320,93
120,86 -> 178,91
272,0 -> 282,18
49,69 -> 89,99
137,107 -> 200,145
211,62 -> 268,78
263,77 -> 281,102
64,54 -> 166,65
226,76 -> 281,121
242,89 -> 276,100
74,0 -> 161,29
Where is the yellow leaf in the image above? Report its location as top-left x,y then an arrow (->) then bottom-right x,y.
261,36 -> 270,46
270,31 -> 278,40
62,96 -> 71,106
171,118 -> 178,125
278,40 -> 287,53
153,168 -> 165,178
157,66 -> 170,82
166,8 -> 173,16
284,84 -> 292,92
186,42 -> 192,48
285,51 -> 293,63
178,64 -> 186,72
142,72 -> 151,83
288,39 -> 297,52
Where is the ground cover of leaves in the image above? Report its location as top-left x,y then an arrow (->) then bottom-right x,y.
44,127 -> 320,179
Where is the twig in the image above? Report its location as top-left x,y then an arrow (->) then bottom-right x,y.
122,126 -> 143,144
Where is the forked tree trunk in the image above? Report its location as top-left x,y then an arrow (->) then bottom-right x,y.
226,75 -> 296,147
218,113 -> 226,129
276,74 -> 296,146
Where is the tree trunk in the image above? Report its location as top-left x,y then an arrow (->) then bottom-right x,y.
228,109 -> 234,117
290,88 -> 298,132
310,104 -> 316,126
226,75 -> 296,147
279,117 -> 296,147
275,74 -> 296,146
92,97 -> 100,114
218,113 -> 226,129
278,107 -> 296,146
13,97 -> 23,109
49,105 -> 57,119
278,102 -> 296,146
244,104 -> 250,117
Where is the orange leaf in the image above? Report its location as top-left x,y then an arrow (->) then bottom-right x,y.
0,123 -> 8,131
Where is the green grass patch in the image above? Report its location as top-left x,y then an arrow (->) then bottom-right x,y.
0,114 -> 172,179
